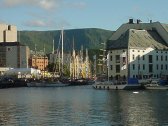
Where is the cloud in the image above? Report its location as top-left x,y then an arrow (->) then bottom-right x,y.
1,0 -> 87,10
1,0 -> 61,10
65,2 -> 87,9
24,19 -> 71,29
24,20 -> 50,27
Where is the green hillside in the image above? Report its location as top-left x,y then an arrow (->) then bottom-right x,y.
18,28 -> 114,53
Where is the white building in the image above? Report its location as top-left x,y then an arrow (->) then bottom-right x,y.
107,20 -> 168,81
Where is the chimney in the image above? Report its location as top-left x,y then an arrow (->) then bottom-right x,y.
137,19 -> 140,24
129,19 -> 134,24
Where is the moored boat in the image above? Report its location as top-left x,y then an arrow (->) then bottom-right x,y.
144,81 -> 168,90
93,80 -> 143,90
27,79 -> 69,87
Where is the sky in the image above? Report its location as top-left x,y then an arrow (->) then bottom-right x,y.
0,0 -> 168,31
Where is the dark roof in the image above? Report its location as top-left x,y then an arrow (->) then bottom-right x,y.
107,29 -> 168,50
0,42 -> 25,46
106,30 -> 129,50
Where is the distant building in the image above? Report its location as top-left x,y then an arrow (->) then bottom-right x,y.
29,53 -> 48,71
107,19 -> 168,80
0,24 -> 17,42
0,42 -> 30,68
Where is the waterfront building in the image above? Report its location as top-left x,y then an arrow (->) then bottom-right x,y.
0,24 -> 30,68
0,42 -> 30,68
29,51 -> 48,71
107,19 -> 168,80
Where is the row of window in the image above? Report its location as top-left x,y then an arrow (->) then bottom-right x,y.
132,74 -> 161,79
33,61 -> 48,64
132,50 -> 168,54
110,55 -> 126,63
110,50 -> 168,55
132,55 -> 168,62
109,55 -> 168,63
109,64 -> 168,73
132,64 -> 168,71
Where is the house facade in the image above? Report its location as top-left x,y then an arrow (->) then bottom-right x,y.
107,20 -> 168,81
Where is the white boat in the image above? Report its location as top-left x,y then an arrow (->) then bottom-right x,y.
93,80 -> 143,90
27,80 -> 69,87
144,81 -> 168,90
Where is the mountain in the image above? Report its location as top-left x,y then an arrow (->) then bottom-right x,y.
18,28 -> 114,53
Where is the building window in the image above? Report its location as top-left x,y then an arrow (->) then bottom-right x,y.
138,64 -> 140,70
110,56 -> 112,61
132,50 -> 134,52
156,51 -> 158,53
138,50 -> 140,52
143,55 -> 145,60
116,55 -> 120,63
111,51 -> 112,53
7,48 -> 11,51
133,55 -> 135,60
161,64 -> 163,70
161,56 -> 163,61
123,50 -> 125,52
110,65 -> 113,70
165,56 -> 167,61
116,65 -> 120,73
156,55 -> 158,61
143,64 -> 145,70
132,64 -> 135,70
156,64 -> 159,70
166,64 -> 167,70
137,55 -> 140,60
123,57 -> 126,64
149,64 -> 153,72
149,55 -> 153,63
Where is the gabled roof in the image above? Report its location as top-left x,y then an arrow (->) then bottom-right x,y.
107,29 -> 168,50
106,30 -> 129,50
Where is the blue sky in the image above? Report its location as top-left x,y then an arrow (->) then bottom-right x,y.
0,0 -> 168,31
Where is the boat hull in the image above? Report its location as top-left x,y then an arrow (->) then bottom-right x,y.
27,82 -> 69,87
93,84 -> 143,90
145,85 -> 168,90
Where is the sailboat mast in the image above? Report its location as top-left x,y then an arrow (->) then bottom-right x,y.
52,39 -> 55,54
61,28 -> 64,75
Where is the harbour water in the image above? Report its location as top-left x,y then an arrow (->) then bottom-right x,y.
0,86 -> 168,126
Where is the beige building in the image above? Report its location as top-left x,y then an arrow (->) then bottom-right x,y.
0,24 -> 30,68
107,19 -> 168,81
0,24 -> 17,42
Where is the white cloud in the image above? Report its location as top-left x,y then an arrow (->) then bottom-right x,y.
24,19 -> 71,29
1,0 -> 87,10
24,20 -> 50,27
1,0 -> 61,10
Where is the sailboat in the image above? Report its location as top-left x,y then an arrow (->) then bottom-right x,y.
27,29 -> 70,87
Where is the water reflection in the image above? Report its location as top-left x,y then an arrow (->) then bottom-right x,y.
0,87 -> 168,125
